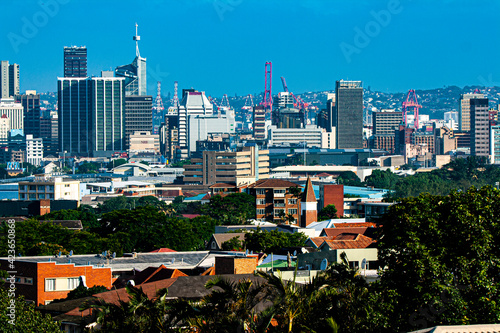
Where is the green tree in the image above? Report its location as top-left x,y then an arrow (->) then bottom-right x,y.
76,161 -> 99,174
374,186 -> 500,332
221,236 -> 244,251
364,169 -> 399,189
38,207 -> 99,230
337,171 -> 364,187
199,193 -> 256,225
107,158 -> 127,170
0,286 -> 60,332
318,204 -> 338,221
244,228 -> 308,253
51,285 -> 108,303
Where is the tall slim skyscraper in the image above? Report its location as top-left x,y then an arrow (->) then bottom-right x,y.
459,92 -> 484,132
92,76 -> 126,154
17,90 -> 40,138
115,24 -> 147,96
124,95 -> 153,149
470,97 -> 489,157
63,46 -> 87,78
1,61 -> 20,98
333,80 -> 363,149
0,61 -> 8,98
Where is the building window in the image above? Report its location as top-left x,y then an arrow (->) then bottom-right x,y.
256,199 -> 266,205
45,278 -> 55,291
68,277 -> 79,290
288,208 -> 298,215
256,208 -> 265,215
256,189 -> 265,195
288,199 -> 297,205
25,278 -> 33,285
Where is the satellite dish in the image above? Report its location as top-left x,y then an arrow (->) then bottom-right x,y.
361,258 -> 367,270
320,258 -> 328,270
58,251 -> 62,257
69,250 -> 73,256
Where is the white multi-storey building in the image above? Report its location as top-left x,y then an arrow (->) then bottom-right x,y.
0,98 -> 23,130
18,177 -> 80,201
26,134 -> 43,166
0,114 -> 10,139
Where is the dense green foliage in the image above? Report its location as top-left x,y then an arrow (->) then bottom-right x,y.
199,193 -> 256,225
37,206 -> 99,229
372,186 -> 500,332
244,229 -> 308,253
365,156 -> 500,199
318,204 -> 338,221
76,162 -> 100,174
0,285 -> 60,332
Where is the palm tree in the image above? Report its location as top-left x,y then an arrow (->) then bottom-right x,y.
173,276 -> 267,333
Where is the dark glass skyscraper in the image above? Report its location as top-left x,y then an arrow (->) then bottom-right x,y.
57,76 -> 126,156
63,46 -> 87,78
58,78 -> 92,155
17,92 -> 40,138
125,96 -> 153,148
333,80 -> 363,149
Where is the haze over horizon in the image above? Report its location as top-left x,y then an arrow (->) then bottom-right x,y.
1,0 -> 499,97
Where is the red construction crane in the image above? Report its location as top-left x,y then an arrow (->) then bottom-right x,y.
402,89 -> 422,129
280,76 -> 308,110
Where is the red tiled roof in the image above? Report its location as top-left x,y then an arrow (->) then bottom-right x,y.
93,278 -> 178,305
323,227 -> 372,238
201,193 -> 212,200
330,222 -> 377,228
247,178 -> 301,189
201,266 -> 215,276
209,183 -> 237,188
150,248 -> 177,253
302,177 -> 317,202
308,236 -> 333,247
317,172 -> 332,177
320,233 -> 375,250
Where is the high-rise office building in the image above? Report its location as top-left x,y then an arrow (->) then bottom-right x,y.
125,95 -> 153,149
0,61 -> 7,98
490,124 -> 500,164
177,90 -> 213,159
58,78 -> 92,155
1,61 -> 20,98
459,92 -> 484,132
333,80 -> 363,149
0,98 -> 23,130
17,90 -> 40,138
372,109 -> 403,153
253,105 -> 266,140
58,76 -> 126,156
470,97 -> 489,156
115,24 -> 147,96
64,46 -> 87,78
40,111 -> 58,156
9,64 -> 19,97
91,76 -> 126,154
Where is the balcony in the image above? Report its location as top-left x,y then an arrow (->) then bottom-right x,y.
273,192 -> 285,198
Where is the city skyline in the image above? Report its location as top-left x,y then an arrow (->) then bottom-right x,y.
1,0 -> 499,97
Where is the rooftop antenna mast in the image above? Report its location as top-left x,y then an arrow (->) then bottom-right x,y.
152,82 -> 164,134
133,23 -> 141,57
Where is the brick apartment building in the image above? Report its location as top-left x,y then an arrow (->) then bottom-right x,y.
246,179 -> 302,224
0,258 -> 112,305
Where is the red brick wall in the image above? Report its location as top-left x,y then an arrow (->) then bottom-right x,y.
301,209 -> 317,228
36,262 -> 112,305
215,257 -> 257,275
322,184 -> 344,217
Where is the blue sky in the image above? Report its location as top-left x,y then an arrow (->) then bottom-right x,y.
1,0 -> 499,97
